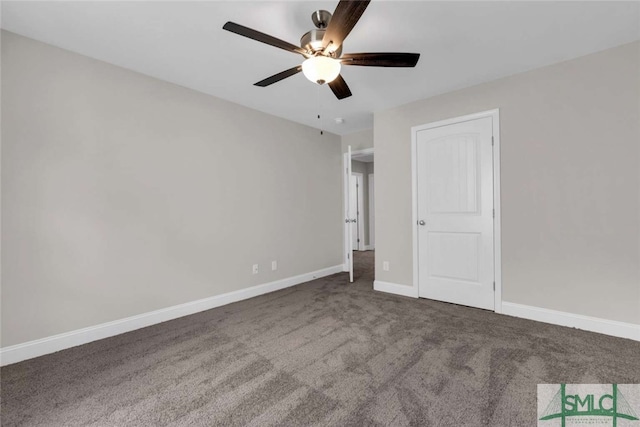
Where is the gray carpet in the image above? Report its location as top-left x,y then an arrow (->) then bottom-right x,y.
2,251 -> 639,426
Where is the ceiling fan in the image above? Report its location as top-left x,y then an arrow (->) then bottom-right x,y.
223,0 -> 420,100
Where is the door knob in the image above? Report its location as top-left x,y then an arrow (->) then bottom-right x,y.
418,220 -> 426,226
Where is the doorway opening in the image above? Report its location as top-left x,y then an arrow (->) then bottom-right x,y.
343,147 -> 374,283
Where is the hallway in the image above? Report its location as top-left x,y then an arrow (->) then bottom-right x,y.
352,250 -> 374,284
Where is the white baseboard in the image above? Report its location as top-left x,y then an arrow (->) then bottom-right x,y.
502,302 -> 640,342
373,280 -> 419,298
0,264 -> 344,366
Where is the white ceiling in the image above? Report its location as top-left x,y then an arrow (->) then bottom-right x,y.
352,152 -> 374,163
2,1 -> 639,135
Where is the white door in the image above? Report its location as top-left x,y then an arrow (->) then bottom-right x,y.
416,117 -> 495,310
346,146 -> 354,282
350,175 -> 359,250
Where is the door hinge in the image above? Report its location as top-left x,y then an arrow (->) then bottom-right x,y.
491,136 -> 494,146
357,238 -> 360,243
493,208 -> 495,219
493,281 -> 495,291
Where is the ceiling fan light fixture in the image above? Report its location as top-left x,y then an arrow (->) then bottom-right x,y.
302,56 -> 341,85
223,0 -> 420,100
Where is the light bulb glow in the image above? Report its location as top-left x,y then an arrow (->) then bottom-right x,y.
302,56 -> 341,85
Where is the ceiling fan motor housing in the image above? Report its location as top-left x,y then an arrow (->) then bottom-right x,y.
301,10 -> 343,57
301,29 -> 342,57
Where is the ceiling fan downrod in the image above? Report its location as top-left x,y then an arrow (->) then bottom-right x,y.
311,10 -> 332,29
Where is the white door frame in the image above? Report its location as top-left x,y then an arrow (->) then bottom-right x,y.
343,148 -> 374,268
368,173 -> 375,250
411,109 -> 502,313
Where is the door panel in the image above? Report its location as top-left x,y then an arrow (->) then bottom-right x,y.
350,175 -> 359,250
426,135 -> 479,214
427,232 -> 480,282
417,117 -> 494,310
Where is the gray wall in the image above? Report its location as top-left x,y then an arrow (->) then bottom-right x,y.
366,162 -> 374,247
1,31 -> 343,347
374,41 -> 640,325
342,129 -> 373,153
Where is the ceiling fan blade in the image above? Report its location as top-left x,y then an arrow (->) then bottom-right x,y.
322,0 -> 371,52
223,22 -> 308,56
328,74 -> 352,100
254,66 -> 303,87
341,52 -> 420,67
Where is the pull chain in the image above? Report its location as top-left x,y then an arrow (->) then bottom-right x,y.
317,84 -> 323,135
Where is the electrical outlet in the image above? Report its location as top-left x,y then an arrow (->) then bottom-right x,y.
271,261 -> 277,271
252,264 -> 259,274
383,261 -> 390,271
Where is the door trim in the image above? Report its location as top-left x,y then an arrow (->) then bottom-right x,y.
368,173 -> 375,250
343,148 -> 374,268
411,109 -> 502,313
